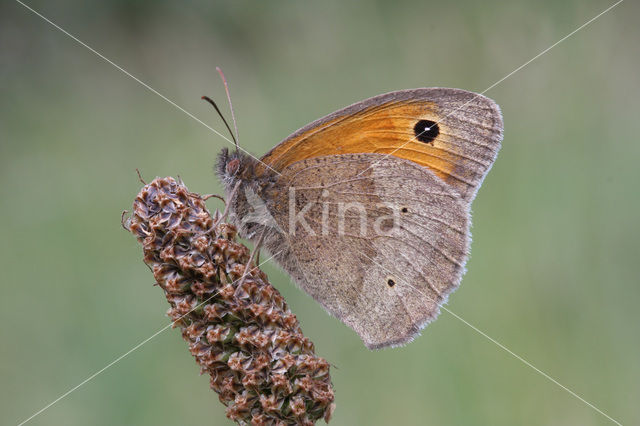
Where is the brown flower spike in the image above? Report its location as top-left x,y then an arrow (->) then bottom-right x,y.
124,177 -> 335,425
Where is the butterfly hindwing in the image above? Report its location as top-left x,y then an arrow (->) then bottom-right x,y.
261,153 -> 469,348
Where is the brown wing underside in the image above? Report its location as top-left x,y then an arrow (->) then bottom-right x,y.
266,153 -> 469,349
260,88 -> 503,202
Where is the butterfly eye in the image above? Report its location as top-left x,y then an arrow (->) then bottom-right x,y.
226,158 -> 240,176
386,277 -> 396,287
401,207 -> 409,213
413,119 -> 439,143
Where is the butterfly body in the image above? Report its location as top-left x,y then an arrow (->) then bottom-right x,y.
216,88 -> 503,349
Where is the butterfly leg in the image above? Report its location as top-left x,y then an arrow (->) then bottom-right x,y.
236,228 -> 267,288
214,181 -> 242,227
201,193 -> 225,203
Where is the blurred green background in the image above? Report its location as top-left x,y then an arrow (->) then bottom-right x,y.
1,1 -> 638,425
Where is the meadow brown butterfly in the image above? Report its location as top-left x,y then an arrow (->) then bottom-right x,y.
215,88 -> 503,349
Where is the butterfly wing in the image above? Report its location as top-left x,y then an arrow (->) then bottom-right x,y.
263,153 -> 468,349
259,88 -> 503,203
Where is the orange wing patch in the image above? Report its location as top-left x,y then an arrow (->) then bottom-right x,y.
259,89 -> 502,202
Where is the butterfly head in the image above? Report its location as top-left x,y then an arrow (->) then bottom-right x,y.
216,147 -> 274,241
216,147 -> 261,192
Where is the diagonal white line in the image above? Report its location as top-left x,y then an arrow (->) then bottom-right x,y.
356,249 -> 623,425
356,0 -> 624,177
16,248 -> 283,426
14,0 -> 282,177
441,307 -> 623,426
16,323 -> 174,426
478,0 -> 624,95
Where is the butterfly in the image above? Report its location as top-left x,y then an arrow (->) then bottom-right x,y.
214,88 -> 503,349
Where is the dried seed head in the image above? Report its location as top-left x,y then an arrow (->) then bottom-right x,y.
125,177 -> 335,425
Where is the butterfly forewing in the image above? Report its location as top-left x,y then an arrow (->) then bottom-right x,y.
259,88 -> 502,203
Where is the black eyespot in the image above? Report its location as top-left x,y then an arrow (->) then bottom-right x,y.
387,279 -> 395,287
401,207 -> 408,213
414,120 -> 439,143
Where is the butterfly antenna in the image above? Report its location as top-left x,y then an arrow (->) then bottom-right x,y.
201,95 -> 237,147
216,67 -> 240,153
